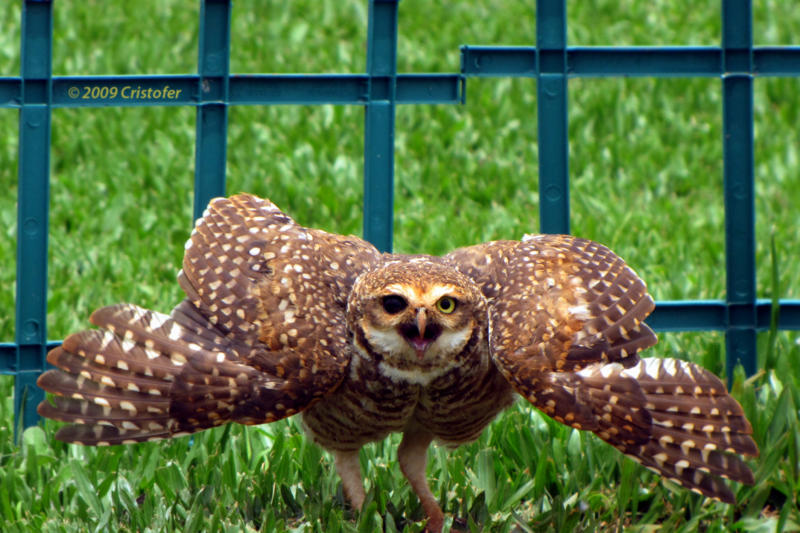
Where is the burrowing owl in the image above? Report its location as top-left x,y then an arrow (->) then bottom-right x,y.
38,193 -> 757,532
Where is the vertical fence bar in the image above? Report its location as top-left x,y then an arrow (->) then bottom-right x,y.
194,0 -> 232,222
16,0 -> 53,432
536,0 -> 569,235
722,0 -> 757,379
363,0 -> 398,253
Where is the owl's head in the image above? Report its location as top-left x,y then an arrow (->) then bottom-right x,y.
347,257 -> 488,383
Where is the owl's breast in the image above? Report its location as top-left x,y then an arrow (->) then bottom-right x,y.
302,337 -> 515,451
413,350 -> 516,445
300,354 -> 422,450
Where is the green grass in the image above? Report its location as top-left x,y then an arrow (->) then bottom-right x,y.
2,1 -> 800,531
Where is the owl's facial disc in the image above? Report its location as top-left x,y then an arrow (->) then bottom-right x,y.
349,259 -> 487,383
371,283 -> 471,365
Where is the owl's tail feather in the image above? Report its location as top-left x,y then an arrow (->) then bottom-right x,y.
578,357 -> 758,503
37,303 -> 256,445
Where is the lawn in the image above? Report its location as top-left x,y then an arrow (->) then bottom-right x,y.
1,1 -> 799,531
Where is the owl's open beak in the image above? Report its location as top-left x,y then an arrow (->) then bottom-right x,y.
400,308 -> 441,359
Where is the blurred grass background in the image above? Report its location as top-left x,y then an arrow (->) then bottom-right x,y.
1,1 -> 799,531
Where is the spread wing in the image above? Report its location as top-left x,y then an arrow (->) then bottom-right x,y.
448,234 -> 657,376
447,234 -> 656,429
447,235 -> 756,502
38,193 -> 381,444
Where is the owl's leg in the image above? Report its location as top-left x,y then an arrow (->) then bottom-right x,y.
333,449 -> 366,511
398,427 -> 443,533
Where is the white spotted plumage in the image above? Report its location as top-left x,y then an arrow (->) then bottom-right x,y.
38,193 -> 757,533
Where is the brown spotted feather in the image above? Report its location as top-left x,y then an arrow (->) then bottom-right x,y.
447,235 -> 657,375
447,235 -> 756,503
38,194 -> 381,444
585,358 -> 757,502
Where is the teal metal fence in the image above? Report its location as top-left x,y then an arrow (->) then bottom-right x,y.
2,0 -> 800,430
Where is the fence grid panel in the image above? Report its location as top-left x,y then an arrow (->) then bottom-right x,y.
2,0 -> 799,429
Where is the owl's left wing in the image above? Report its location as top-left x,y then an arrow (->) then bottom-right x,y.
448,234 -> 657,376
38,194 -> 382,444
447,235 -> 756,502
447,235 -> 657,430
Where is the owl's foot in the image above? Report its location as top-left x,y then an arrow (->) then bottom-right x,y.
398,426 -> 444,533
333,448 -> 366,511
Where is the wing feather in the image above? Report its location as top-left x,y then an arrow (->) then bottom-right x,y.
447,235 -> 756,502
447,234 -> 656,378
38,194 -> 381,444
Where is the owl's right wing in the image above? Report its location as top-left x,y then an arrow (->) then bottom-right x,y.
38,194 -> 382,444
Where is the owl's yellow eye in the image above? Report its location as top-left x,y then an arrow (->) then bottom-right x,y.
436,296 -> 457,314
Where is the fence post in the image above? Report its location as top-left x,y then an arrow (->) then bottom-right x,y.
15,0 -> 53,433
536,0 -> 569,235
194,0 -> 232,222
363,0 -> 398,253
722,0 -> 757,380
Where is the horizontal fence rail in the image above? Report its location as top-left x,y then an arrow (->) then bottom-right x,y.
460,46 -> 800,77
3,0 -> 799,430
0,74 -> 465,108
